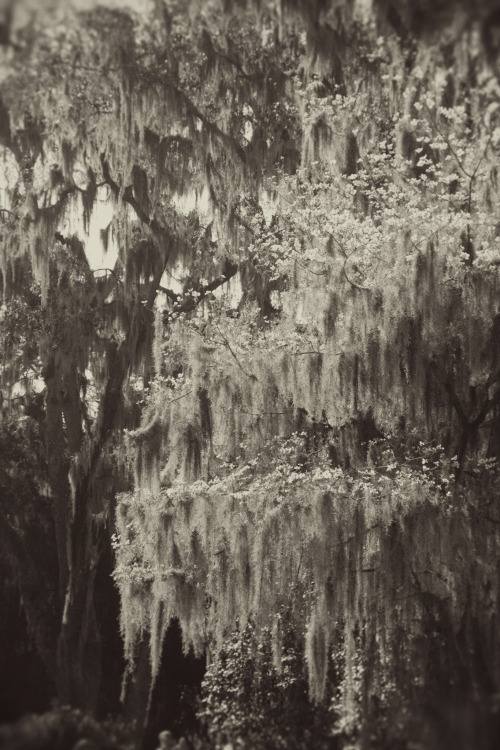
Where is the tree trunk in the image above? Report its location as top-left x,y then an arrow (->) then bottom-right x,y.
54,338 -> 132,709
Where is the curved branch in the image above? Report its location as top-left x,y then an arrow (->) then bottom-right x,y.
342,257 -> 370,291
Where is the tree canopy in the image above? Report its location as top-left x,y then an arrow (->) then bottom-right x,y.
1,1 -> 500,748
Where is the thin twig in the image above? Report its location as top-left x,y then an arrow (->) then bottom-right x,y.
214,323 -> 257,381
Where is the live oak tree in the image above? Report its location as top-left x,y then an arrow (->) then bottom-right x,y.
0,0 -> 300,716
1,1 -> 500,748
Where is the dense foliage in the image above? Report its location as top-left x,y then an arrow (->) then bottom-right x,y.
0,706 -> 133,750
198,620 -> 334,749
1,1 -> 500,748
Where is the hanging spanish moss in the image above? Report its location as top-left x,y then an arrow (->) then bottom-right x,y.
1,1 -> 500,747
